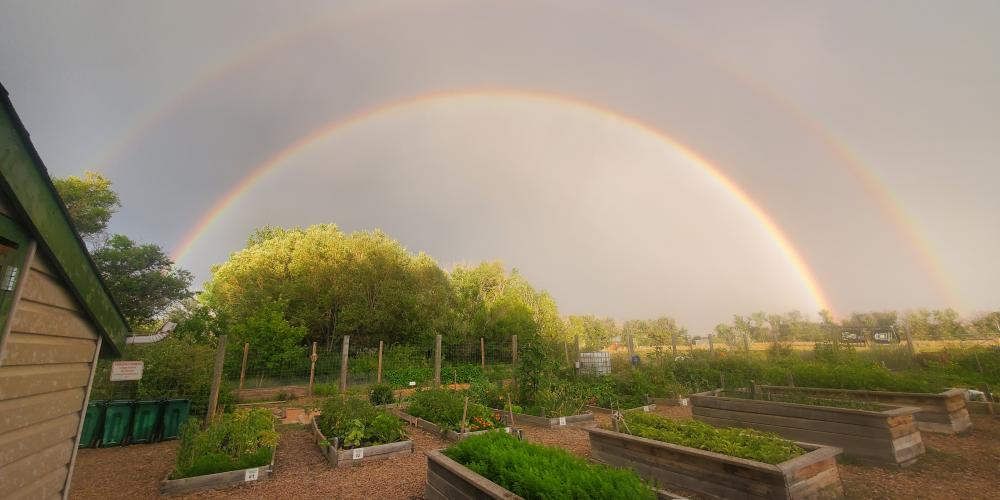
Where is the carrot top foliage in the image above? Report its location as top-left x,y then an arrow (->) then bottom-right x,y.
442,432 -> 655,500
619,412 -> 804,465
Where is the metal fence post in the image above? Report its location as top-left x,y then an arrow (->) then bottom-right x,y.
377,340 -> 384,384
434,334 -> 442,387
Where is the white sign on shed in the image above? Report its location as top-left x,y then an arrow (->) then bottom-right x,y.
110,360 -> 144,381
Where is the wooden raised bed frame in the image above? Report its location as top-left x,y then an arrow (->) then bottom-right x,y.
587,427 -> 843,500
494,408 -> 595,428
389,408 -> 512,442
586,404 -> 656,415
160,448 -> 275,496
756,385 -> 971,434
689,390 -> 925,466
310,417 -> 413,467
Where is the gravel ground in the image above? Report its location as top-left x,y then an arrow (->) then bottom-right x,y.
71,407 -> 999,499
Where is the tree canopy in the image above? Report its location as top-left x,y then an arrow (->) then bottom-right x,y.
51,170 -> 120,244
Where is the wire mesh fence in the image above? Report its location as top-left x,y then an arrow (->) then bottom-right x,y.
227,336 -> 519,401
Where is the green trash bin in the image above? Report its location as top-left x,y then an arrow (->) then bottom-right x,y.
79,400 -> 105,448
160,399 -> 191,440
130,400 -> 161,444
101,400 -> 134,447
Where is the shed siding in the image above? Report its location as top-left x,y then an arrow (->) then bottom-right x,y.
0,246 -> 101,500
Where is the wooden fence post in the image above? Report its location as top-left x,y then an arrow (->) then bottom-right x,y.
308,342 -> 318,397
671,333 -> 678,358
511,335 -> 518,395
564,340 -> 570,366
574,335 -> 580,375
899,325 -> 916,357
434,335 -> 441,387
434,334 -> 442,387
708,335 -> 714,355
480,337 -> 486,370
205,335 -> 227,428
339,335 -> 350,393
377,340 -> 384,384
238,342 -> 249,391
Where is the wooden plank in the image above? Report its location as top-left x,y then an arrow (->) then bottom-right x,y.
690,393 -> 912,428
29,251 -> 59,279
0,388 -> 84,434
20,270 -> 81,312
425,451 -> 520,499
0,363 -> 92,400
6,464 -> 68,500
0,439 -> 73,492
0,413 -> 79,468
2,333 -> 96,365
9,300 -> 98,340
691,405 -> 899,439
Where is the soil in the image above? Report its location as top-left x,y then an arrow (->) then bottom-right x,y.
70,407 -> 1000,499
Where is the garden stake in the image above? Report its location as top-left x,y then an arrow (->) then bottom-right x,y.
461,397 -> 469,433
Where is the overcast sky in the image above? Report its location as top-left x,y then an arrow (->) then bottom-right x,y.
1,0 -> 997,332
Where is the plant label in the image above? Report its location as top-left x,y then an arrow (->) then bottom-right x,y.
642,405 -> 650,412
244,468 -> 259,482
680,398 -> 689,406
353,448 -> 364,460
558,417 -> 567,426
504,427 -> 511,433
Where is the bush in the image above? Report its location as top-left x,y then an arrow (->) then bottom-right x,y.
316,396 -> 406,448
406,388 -> 502,431
369,384 -> 395,405
620,412 -> 803,465
443,432 -> 655,499
172,408 -> 278,479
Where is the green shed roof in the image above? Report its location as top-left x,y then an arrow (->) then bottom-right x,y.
0,83 -> 129,357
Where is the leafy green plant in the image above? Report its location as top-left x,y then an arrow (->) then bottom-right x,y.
406,388 -> 502,431
171,408 -> 278,479
618,412 -> 803,465
720,390 -> 884,411
443,432 -> 655,499
369,383 -> 395,405
316,396 -> 406,448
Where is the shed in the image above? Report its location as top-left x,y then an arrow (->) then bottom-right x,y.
0,84 -> 128,499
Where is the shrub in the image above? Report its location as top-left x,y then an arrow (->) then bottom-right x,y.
316,396 -> 406,448
619,412 -> 803,465
313,383 -> 339,397
406,388 -> 502,431
443,432 -> 655,499
172,408 -> 278,479
369,384 -> 395,405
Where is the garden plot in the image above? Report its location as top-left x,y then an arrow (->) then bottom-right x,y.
756,385 -> 971,434
689,389 -> 925,466
426,432 -> 660,500
495,407 -> 595,427
589,413 -> 844,499
160,408 -> 278,496
310,397 -> 413,467
585,403 -> 656,414
391,388 -> 511,442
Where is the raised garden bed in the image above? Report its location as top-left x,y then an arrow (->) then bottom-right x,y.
427,432 -> 661,499
161,451 -> 274,496
650,396 -> 689,407
756,385 -> 971,434
689,389 -> 925,466
493,408 -> 595,427
161,407 -> 278,496
966,400 -> 999,415
587,426 -> 843,499
586,404 -> 656,415
310,417 -> 413,467
390,408 -> 513,442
